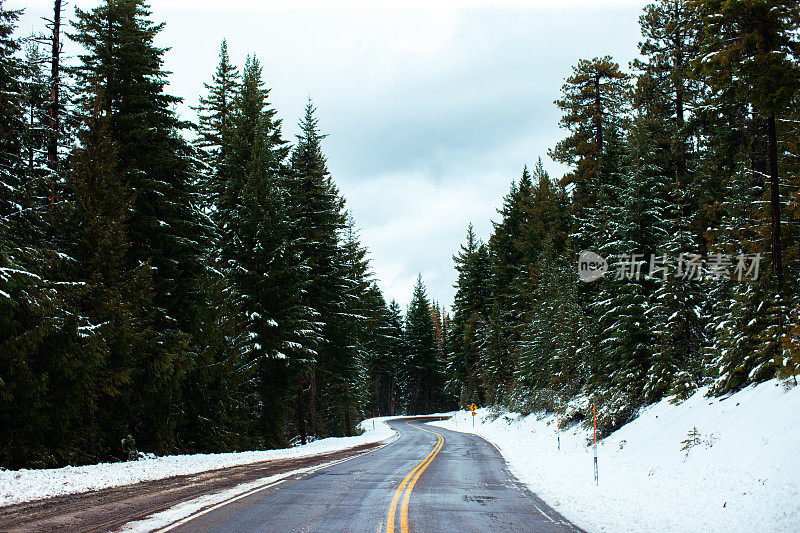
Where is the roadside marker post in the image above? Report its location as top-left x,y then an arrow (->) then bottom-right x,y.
593,403 -> 598,486
373,410 -> 375,431
556,413 -> 560,451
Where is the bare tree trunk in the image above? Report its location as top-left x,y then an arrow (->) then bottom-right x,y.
28,105 -> 34,191
308,364 -> 317,437
88,399 -> 97,459
343,395 -> 351,437
48,0 -> 62,207
413,375 -> 420,414
750,115 -> 768,194
296,375 -> 306,445
388,379 -> 394,416
673,0 -> 684,131
768,110 -> 782,293
594,72 -> 603,156
425,367 -> 431,413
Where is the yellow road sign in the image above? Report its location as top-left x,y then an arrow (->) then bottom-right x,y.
470,403 -> 477,415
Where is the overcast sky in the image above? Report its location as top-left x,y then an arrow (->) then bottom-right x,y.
17,0 -> 647,309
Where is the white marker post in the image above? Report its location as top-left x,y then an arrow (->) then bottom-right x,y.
593,403 -> 598,486
556,413 -> 560,451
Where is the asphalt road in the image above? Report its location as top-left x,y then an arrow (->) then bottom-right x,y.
169,417 -> 583,533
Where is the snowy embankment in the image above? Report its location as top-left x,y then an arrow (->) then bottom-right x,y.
430,380 -> 800,533
0,418 -> 396,506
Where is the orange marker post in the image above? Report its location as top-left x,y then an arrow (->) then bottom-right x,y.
593,403 -> 598,486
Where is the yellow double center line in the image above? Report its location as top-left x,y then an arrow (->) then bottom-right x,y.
386,421 -> 445,533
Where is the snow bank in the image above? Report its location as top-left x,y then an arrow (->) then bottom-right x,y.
430,379 -> 800,532
0,418 -> 396,506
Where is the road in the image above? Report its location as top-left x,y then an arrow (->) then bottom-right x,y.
168,417 -> 582,533
0,443 -> 384,532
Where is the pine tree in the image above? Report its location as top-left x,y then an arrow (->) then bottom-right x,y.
550,56 -> 631,214
509,160 -> 573,411
286,99 -> 347,438
361,285 -> 403,417
63,91 -> 157,461
325,218 -> 372,435
0,1 -> 60,468
46,0 -> 66,205
184,39 -> 251,451
448,224 -> 491,406
180,264 -> 253,452
195,39 -> 239,211
72,0 -> 207,451
216,55 -> 312,446
631,0 -> 708,402
386,300 -> 407,414
582,126 -> 656,428
403,275 -> 440,414
694,0 -> 800,392
485,167 -> 535,403
21,41 -> 51,217
22,0 -> 71,215
693,0 -> 800,293
0,3 -> 24,218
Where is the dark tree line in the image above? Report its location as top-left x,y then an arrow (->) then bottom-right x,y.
0,0 -> 453,469
445,0 -> 800,435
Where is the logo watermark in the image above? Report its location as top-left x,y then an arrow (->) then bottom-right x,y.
578,250 -> 609,282
578,251 -> 761,282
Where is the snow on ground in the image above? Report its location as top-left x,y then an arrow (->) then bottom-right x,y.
121,460 -> 342,532
0,418 -> 396,506
430,379 -> 800,533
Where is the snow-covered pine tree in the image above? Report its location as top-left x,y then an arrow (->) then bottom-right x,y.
63,91 -> 158,462
194,39 -> 240,215
694,0 -> 800,392
182,39 -> 251,452
0,1 -> 86,468
632,0 -> 707,402
588,126 -> 657,431
550,56 -> 631,218
286,100 -> 347,438
360,285 -> 403,418
0,3 -> 24,216
218,55 -> 312,447
511,160 -> 572,412
447,224 -> 491,406
551,56 -> 635,425
180,262 -> 254,452
385,300 -> 407,414
72,0 -> 207,452
484,166 -> 538,404
0,3 -> 49,468
403,275 -> 440,414
21,41 -> 51,222
319,216 -> 371,436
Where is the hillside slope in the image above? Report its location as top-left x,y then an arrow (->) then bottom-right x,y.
430,379 -> 800,532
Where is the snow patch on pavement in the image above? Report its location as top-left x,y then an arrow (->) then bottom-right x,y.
430,379 -> 800,532
0,418 -> 396,506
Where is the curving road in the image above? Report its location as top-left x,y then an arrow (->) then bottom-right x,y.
167,417 -> 582,533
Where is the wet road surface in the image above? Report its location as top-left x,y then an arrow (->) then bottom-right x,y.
170,417 -> 582,533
